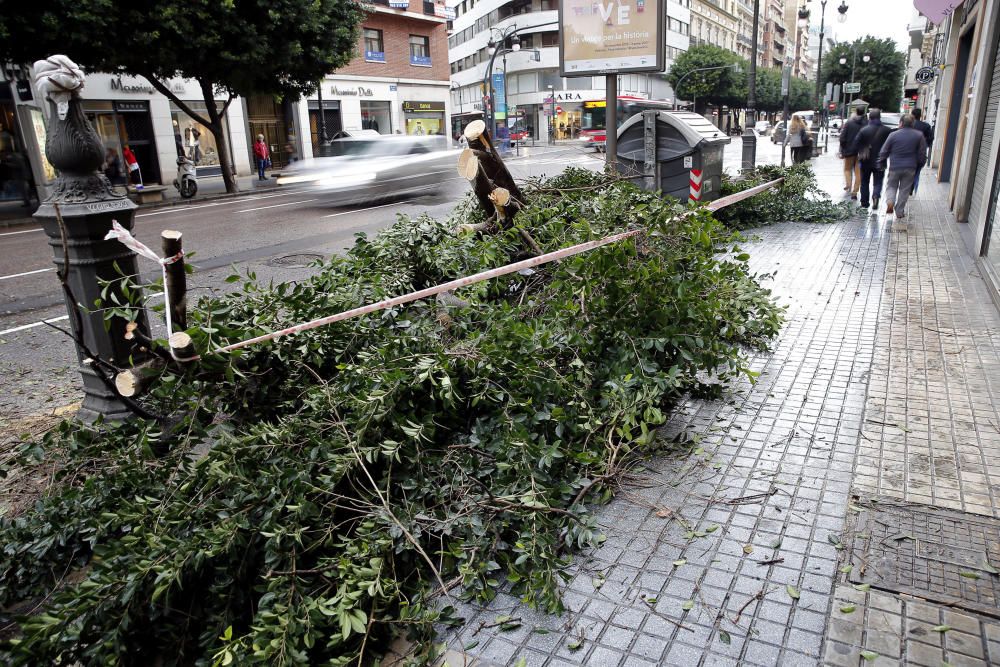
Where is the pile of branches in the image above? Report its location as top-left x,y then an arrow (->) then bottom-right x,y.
714,163 -> 855,229
0,168 -> 783,665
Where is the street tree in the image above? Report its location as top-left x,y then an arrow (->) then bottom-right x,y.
0,0 -> 364,193
820,37 -> 905,113
666,45 -> 745,114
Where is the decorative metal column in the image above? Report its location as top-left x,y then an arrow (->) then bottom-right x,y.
741,0 -> 761,171
32,55 -> 149,422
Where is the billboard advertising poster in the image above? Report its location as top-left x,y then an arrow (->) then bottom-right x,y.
559,0 -> 664,77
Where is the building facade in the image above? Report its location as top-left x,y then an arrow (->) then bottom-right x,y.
917,0 -> 1000,307
784,1 -> 811,78
447,0 -> 691,141
691,0 -> 740,52
294,0 -> 451,160
2,68 -> 251,201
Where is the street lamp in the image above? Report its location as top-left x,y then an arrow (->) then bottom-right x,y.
482,22 -> 556,141
800,0 -> 845,155
673,63 -> 742,111
742,0 -> 760,171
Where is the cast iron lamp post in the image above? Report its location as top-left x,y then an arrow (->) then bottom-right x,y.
838,47 -> 871,116
32,55 -> 150,421
741,0 -> 761,171
673,63 -> 742,111
799,0 -> 848,155
482,21 -> 557,141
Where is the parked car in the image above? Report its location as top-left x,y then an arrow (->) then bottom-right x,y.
276,135 -> 453,205
754,120 -> 772,136
881,112 -> 903,129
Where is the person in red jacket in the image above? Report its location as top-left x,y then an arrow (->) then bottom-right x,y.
122,144 -> 142,186
253,134 -> 270,180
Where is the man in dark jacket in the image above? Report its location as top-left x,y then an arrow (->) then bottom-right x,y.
878,114 -> 927,225
911,108 -> 934,194
851,108 -> 892,212
839,107 -> 867,199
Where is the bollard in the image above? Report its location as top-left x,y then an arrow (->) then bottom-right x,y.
31,55 -> 150,422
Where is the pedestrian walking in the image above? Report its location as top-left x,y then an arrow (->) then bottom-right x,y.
102,147 -> 126,186
839,107 -> 867,199
850,108 -> 892,213
253,134 -> 270,181
878,114 -> 927,226
786,114 -> 811,164
911,108 -> 934,194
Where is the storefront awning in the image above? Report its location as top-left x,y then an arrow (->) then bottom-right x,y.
913,0 -> 965,25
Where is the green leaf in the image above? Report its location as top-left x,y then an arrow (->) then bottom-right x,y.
860,650 -> 878,661
932,625 -> 951,633
673,559 -> 686,567
839,605 -> 856,614
786,585 -> 800,600
840,565 -> 853,574
681,600 -> 694,611
718,629 -> 731,645
853,583 -> 871,592
567,639 -> 584,652
705,525 -> 719,533
464,641 -> 480,650
959,571 -> 981,579
984,562 -> 999,575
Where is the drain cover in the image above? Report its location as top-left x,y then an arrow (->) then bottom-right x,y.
267,253 -> 324,268
844,496 -> 1000,617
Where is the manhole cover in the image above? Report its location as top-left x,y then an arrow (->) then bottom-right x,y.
844,496 -> 1000,617
267,253 -> 324,268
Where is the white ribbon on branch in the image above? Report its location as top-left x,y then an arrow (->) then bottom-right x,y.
104,220 -> 184,336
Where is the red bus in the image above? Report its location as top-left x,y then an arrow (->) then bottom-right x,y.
579,96 -> 676,152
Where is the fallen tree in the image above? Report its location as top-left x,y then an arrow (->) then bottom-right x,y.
0,168 -> 784,665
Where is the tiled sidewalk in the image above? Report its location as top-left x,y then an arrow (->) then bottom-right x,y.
432,158 -> 1000,666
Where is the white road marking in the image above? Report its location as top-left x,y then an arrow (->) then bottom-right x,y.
321,202 -> 410,218
136,189 -> 308,218
0,267 -> 54,281
237,198 -> 318,213
0,227 -> 44,237
0,315 -> 69,336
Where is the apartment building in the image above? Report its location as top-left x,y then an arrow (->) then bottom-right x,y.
295,0 -> 452,159
447,0 -> 692,141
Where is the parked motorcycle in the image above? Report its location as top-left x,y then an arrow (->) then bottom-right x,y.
172,155 -> 197,199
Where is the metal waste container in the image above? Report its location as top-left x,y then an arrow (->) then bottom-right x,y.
616,111 -> 731,202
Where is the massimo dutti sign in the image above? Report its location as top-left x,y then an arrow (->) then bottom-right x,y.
331,86 -> 374,97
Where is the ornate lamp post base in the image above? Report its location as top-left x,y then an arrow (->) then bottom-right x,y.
32,56 -> 149,422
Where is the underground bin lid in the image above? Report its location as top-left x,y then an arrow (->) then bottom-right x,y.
618,111 -> 731,147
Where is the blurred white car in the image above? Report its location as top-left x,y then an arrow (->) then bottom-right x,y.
754,120 -> 772,136
277,135 -> 454,205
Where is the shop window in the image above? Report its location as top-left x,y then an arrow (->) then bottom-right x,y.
541,32 -> 559,47
169,101 -> 232,173
538,70 -> 561,92
507,74 -> 518,95
519,33 -> 534,49
518,72 -> 537,93
361,101 -> 392,134
364,28 -> 385,63
567,76 -> 594,91
410,35 -> 431,66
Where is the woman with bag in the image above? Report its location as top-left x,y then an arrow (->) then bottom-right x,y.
786,115 -> 811,164
253,134 -> 271,181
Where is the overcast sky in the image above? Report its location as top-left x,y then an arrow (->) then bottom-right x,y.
817,0 -> 917,50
